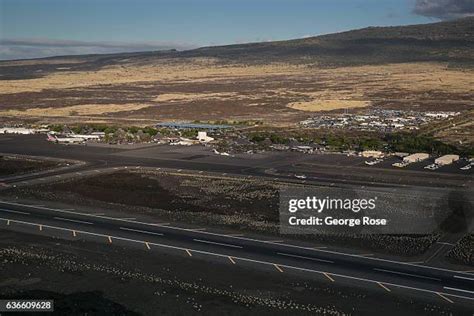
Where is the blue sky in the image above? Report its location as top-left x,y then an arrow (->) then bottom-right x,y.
0,0 -> 449,59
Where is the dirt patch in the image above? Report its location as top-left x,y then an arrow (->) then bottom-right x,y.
2,170 -> 441,257
0,103 -> 156,117
446,234 -> 474,266
288,99 -> 370,112
43,170 -> 279,222
0,155 -> 61,177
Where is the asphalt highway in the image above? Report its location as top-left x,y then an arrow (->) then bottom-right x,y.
0,200 -> 473,303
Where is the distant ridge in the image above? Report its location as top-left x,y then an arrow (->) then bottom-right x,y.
181,17 -> 474,66
1,17 -> 473,71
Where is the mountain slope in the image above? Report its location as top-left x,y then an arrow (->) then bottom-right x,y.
0,18 -> 473,80
180,17 -> 474,66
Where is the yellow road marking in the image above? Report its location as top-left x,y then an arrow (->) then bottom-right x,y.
324,273 -> 335,282
377,282 -> 391,292
437,292 -> 453,303
186,249 -> 192,257
274,264 -> 284,272
228,256 -> 236,264
145,242 -> 151,250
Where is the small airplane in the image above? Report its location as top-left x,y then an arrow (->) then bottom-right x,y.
392,162 -> 408,168
47,133 -> 84,144
294,174 -> 307,179
424,163 -> 440,170
213,149 -> 232,156
365,158 -> 383,166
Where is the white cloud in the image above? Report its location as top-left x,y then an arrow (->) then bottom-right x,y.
0,38 -> 196,60
413,0 -> 474,20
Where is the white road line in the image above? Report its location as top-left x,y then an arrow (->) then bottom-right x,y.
119,227 -> 164,236
1,216 -> 473,302
374,268 -> 441,281
444,287 -> 474,294
377,282 -> 391,292
274,264 -> 284,272
323,273 -> 335,282
193,239 -> 243,249
453,275 -> 474,281
437,292 -> 454,303
0,209 -> 30,215
436,242 -> 454,246
1,200 -> 472,277
53,217 -> 93,225
277,252 -> 334,264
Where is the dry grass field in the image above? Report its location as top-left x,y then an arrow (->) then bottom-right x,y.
0,58 -> 473,127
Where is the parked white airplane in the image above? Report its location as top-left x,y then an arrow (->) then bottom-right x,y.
67,132 -> 100,140
213,149 -> 232,156
47,133 -> 84,144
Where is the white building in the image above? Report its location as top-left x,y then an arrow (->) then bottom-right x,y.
197,131 -> 214,143
361,150 -> 384,158
394,152 -> 410,158
403,153 -> 429,163
435,155 -> 459,166
1,127 -> 36,134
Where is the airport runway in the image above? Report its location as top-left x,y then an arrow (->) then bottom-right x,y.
0,200 -> 473,303
0,135 -> 471,190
